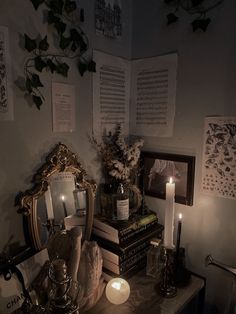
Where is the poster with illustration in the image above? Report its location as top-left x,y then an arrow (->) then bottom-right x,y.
95,0 -> 122,39
202,116 -> 236,199
0,25 -> 13,120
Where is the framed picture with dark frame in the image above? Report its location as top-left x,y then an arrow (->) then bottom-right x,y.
140,151 -> 195,206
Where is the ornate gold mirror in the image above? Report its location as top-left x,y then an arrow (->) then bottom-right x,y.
16,143 -> 96,251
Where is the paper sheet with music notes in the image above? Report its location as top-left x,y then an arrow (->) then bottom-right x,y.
93,50 -> 177,137
202,116 -> 236,199
0,26 -> 13,120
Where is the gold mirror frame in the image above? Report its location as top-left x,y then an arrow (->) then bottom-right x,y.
16,142 -> 97,251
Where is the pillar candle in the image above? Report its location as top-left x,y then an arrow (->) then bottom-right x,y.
164,177 -> 175,248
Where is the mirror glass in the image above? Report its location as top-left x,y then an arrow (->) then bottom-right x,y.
16,142 -> 96,252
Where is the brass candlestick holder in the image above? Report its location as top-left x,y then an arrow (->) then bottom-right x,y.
158,246 -> 177,298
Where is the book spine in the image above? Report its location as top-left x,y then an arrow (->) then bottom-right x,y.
119,247 -> 149,273
119,220 -> 159,244
119,214 -> 157,237
102,258 -> 146,281
103,249 -> 148,275
101,236 -> 152,264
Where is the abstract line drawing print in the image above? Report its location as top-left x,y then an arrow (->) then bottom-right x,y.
0,29 -> 8,112
202,117 -> 236,199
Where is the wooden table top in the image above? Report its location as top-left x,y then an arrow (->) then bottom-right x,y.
86,271 -> 205,314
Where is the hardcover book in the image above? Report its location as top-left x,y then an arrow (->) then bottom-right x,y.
93,212 -> 158,244
102,247 -> 149,275
102,258 -> 147,281
94,224 -> 164,264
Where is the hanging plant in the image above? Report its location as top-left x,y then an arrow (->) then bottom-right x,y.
23,0 -> 96,109
164,0 -> 224,32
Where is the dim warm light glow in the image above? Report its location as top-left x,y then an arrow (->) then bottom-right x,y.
61,195 -> 65,201
111,281 -> 121,290
169,177 -> 173,184
179,213 -> 182,220
105,278 -> 130,305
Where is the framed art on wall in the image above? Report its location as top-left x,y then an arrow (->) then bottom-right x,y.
140,151 -> 195,206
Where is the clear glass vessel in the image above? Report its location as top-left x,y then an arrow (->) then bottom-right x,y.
113,182 -> 129,221
146,238 -> 163,279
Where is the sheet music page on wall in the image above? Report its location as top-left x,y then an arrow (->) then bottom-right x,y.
92,51 -> 177,137
52,82 -> 75,132
93,50 -> 131,136
130,53 -> 178,137
0,26 -> 14,121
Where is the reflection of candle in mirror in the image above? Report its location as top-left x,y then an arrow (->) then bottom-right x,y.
105,278 -> 130,305
61,195 -> 68,217
45,186 -> 54,220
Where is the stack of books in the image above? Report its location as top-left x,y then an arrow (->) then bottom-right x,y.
92,212 -> 164,280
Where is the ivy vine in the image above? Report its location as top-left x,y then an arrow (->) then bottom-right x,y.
164,0 -> 224,32
23,0 -> 96,109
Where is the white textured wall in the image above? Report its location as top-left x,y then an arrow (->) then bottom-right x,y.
0,0 -> 132,251
1,0 -> 236,312
131,0 -> 236,312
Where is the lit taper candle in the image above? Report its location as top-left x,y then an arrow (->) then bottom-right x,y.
164,177 -> 175,248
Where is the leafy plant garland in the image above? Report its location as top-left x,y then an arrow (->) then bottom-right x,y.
24,0 -> 96,109
165,0 -> 224,32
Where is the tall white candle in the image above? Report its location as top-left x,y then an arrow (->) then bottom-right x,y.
164,177 -> 175,248
45,185 -> 54,220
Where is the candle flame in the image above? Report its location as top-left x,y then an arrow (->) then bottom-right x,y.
61,195 -> 65,201
179,213 -> 182,220
169,177 -> 173,184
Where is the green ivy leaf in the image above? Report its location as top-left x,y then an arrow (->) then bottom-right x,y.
191,0 -> 204,7
87,60 -> 96,73
55,20 -> 66,34
64,0 -> 77,14
34,56 -> 47,72
49,0 -> 64,15
25,78 -> 33,93
56,62 -> 69,77
24,34 -> 37,52
47,59 -> 57,73
78,62 -> 87,77
167,13 -> 178,25
70,28 -> 87,52
47,10 -> 60,24
59,35 -> 72,50
30,0 -> 44,10
31,74 -> 44,88
192,18 -> 211,32
70,42 -> 77,52
39,35 -> 49,51
32,95 -> 43,109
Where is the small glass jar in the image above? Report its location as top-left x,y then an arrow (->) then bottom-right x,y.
73,186 -> 87,216
146,238 -> 163,279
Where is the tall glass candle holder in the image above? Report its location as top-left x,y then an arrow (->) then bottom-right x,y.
158,246 -> 177,298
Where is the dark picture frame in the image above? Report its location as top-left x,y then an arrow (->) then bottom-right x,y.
140,151 -> 195,206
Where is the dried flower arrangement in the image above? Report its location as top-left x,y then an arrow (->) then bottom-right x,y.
90,124 -> 144,184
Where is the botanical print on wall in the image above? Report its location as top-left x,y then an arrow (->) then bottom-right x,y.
202,116 -> 236,199
0,26 -> 13,120
95,0 -> 122,39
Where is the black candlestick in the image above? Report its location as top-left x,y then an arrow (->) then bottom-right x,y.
176,219 -> 182,259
